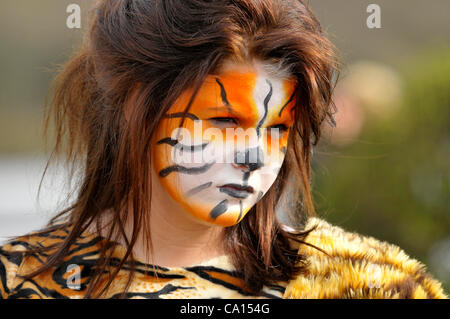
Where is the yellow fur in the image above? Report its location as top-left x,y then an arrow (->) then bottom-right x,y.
283,218 -> 448,299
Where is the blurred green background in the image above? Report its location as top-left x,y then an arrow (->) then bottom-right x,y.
0,1 -> 449,292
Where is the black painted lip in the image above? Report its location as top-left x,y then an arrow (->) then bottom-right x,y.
218,184 -> 254,199
220,184 -> 254,193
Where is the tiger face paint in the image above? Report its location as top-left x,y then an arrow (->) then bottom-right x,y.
152,61 -> 297,227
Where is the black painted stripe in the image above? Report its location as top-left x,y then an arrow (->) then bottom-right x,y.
278,86 -> 297,117
256,79 -> 273,137
157,137 -> 178,146
215,78 -> 233,112
209,199 -> 228,220
156,137 -> 209,152
185,182 -> 213,197
256,191 -> 264,202
242,171 -> 250,185
236,200 -> 243,223
159,162 -> 215,178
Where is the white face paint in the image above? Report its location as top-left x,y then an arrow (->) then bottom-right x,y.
153,60 -> 297,226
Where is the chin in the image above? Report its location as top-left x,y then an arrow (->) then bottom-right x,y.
209,213 -> 246,227
190,206 -> 251,227
179,194 -> 258,227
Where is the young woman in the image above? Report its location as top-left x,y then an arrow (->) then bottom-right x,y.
0,0 -> 446,299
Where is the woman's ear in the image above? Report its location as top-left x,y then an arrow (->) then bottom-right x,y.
124,83 -> 142,123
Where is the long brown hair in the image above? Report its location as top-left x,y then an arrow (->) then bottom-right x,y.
24,0 -> 338,298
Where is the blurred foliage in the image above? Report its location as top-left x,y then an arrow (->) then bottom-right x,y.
313,47 -> 450,291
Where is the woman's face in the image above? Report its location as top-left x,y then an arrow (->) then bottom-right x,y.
152,60 -> 297,226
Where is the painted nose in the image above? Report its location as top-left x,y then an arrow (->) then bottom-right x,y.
234,147 -> 264,171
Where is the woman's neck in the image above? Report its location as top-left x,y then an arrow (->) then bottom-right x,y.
90,172 -> 227,268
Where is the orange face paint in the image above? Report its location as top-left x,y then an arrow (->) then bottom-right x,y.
152,61 -> 296,226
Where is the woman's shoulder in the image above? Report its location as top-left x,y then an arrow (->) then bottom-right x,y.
0,223 -> 101,299
0,222 -> 98,259
283,217 -> 448,299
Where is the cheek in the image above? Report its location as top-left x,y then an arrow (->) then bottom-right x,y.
153,123 -> 174,177
152,120 -> 192,204
261,128 -> 289,165
152,119 -> 227,206
253,150 -> 285,196
152,146 -> 182,204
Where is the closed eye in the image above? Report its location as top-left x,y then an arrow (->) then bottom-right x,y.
269,124 -> 289,132
208,117 -> 239,125
267,124 -> 289,139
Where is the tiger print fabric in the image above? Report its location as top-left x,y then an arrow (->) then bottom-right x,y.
0,224 -> 285,299
0,217 -> 447,299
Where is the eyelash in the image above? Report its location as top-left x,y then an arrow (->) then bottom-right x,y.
269,124 -> 289,132
208,117 -> 289,132
209,117 -> 238,125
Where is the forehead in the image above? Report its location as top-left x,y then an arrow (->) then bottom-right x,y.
170,62 -> 297,124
